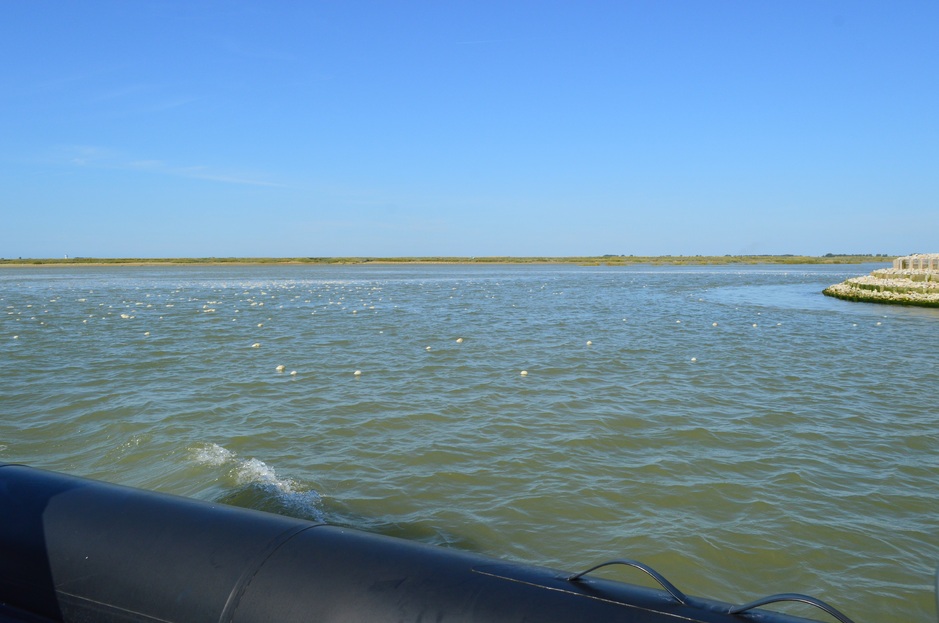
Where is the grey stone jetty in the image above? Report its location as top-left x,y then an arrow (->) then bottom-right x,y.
823,253 -> 939,307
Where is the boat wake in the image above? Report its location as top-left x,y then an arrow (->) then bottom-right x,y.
189,442 -> 324,522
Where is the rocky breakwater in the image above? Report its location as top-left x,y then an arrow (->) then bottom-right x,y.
824,254 -> 939,308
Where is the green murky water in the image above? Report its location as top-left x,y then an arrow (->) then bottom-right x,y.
2,263 -> 936,621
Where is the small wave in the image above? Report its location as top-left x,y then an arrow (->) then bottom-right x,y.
190,442 -> 235,466
189,442 -> 323,521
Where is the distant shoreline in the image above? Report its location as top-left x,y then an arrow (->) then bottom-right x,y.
0,255 -> 893,268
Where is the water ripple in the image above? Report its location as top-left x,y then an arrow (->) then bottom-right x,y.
1,263 -> 936,621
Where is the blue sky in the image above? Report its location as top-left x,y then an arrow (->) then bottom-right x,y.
1,1 -> 936,258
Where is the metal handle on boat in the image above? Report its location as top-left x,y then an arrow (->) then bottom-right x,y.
728,593 -> 856,623
566,559 -> 689,605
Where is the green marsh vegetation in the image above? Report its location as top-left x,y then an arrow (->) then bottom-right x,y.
0,254 -> 892,267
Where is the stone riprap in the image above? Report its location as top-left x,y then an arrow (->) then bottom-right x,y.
824,254 -> 939,307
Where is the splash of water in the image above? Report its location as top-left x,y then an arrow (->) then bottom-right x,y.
190,443 -> 323,521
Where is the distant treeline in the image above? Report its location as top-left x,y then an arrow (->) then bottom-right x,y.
0,255 -> 894,266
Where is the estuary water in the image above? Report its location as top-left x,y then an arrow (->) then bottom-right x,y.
1,263 -> 937,622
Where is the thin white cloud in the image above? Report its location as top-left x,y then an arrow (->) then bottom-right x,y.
212,34 -> 298,62
135,96 -> 202,114
7,66 -> 127,99
88,84 -> 156,103
127,159 -> 165,169
86,88 -> 202,117
176,166 -> 285,187
55,145 -> 284,188
454,38 -> 514,45
59,144 -> 117,167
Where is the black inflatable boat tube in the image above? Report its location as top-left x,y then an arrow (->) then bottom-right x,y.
0,463 -> 837,623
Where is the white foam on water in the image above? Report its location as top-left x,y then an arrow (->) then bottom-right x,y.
190,443 -> 323,521
190,442 -> 235,466
237,457 -> 324,521
235,457 -> 283,487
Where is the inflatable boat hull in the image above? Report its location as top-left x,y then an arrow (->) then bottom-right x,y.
0,463 -> 837,623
